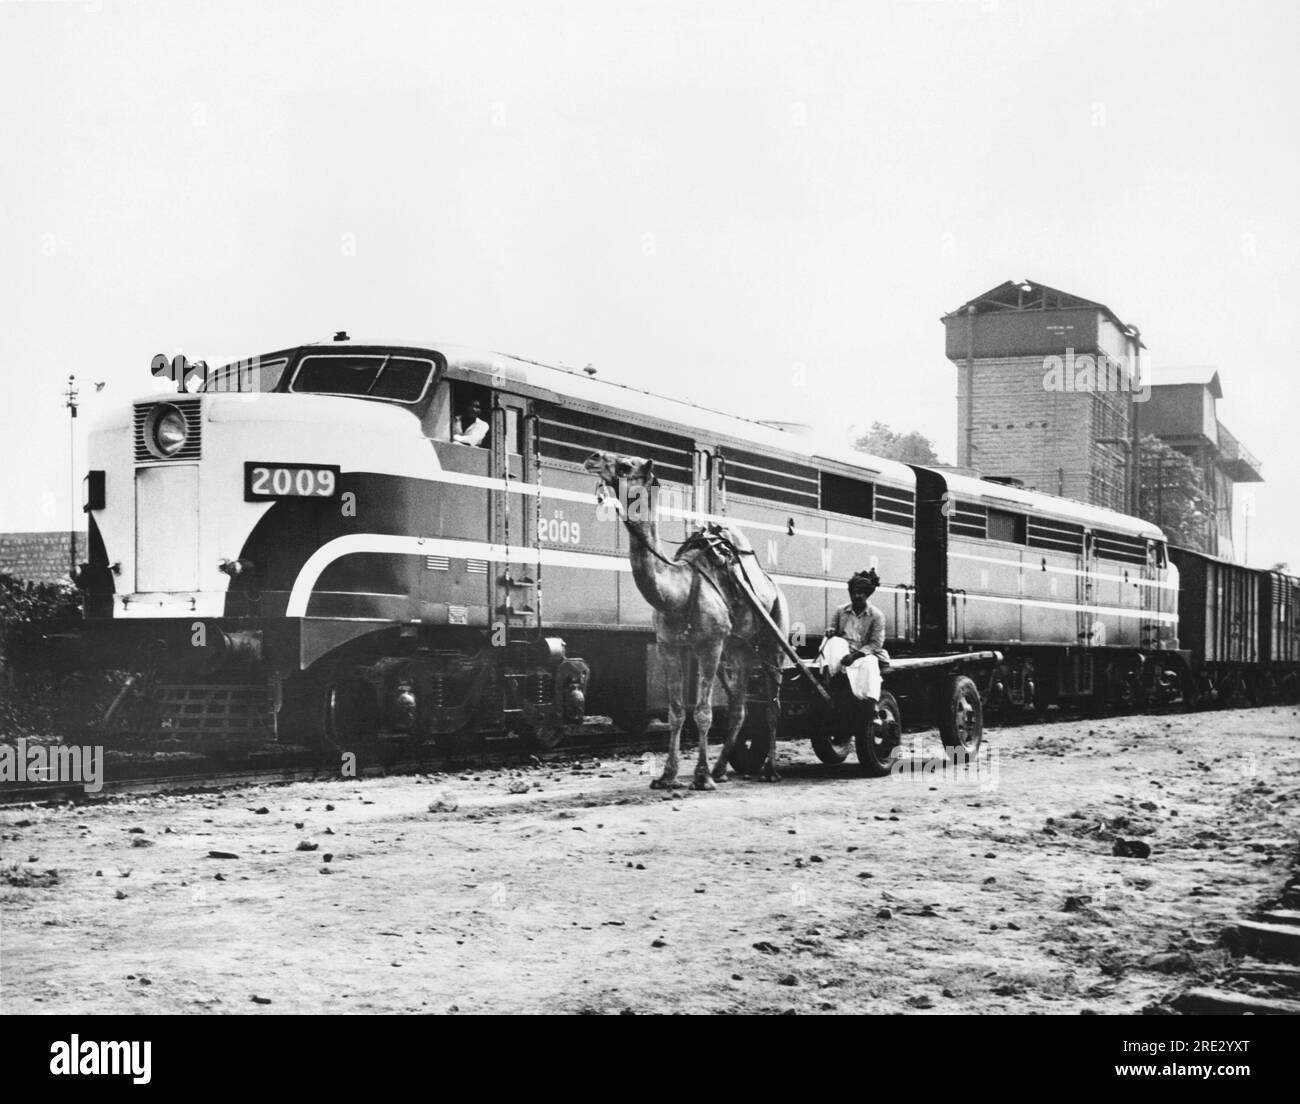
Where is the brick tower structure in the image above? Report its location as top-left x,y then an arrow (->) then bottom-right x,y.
942,280 -> 1145,513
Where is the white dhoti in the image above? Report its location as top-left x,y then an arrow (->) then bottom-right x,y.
818,636 -> 883,701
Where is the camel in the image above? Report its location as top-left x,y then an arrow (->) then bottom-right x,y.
584,452 -> 789,788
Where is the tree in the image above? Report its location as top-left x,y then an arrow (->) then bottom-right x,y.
852,422 -> 940,465
1136,435 -> 1208,551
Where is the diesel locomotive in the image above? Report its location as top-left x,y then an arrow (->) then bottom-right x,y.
75,335 -> 1299,764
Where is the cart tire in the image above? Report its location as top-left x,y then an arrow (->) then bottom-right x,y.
810,721 -> 853,765
855,691 -> 902,777
937,675 -> 982,756
728,710 -> 773,775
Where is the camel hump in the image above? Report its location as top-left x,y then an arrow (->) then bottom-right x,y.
688,521 -> 754,555
706,523 -> 753,553
675,523 -> 753,566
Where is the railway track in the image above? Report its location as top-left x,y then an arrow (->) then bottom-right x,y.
2,694 -> 1265,808
0,724 -> 666,808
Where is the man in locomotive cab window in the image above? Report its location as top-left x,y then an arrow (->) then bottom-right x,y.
819,569 -> 889,706
452,398 -> 489,447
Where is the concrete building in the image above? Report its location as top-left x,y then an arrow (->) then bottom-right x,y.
1143,368 -> 1263,558
943,279 -> 1145,514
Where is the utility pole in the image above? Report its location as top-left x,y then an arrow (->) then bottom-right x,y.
963,304 -> 975,468
1128,329 -> 1142,524
1242,491 -> 1254,565
1153,452 -> 1162,530
64,374 -> 79,580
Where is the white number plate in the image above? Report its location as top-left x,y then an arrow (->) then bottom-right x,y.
245,463 -> 340,501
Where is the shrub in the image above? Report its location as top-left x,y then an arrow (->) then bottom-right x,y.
0,574 -> 86,739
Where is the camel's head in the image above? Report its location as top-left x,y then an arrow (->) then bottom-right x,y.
583,452 -> 656,493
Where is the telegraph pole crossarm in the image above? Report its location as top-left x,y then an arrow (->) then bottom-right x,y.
64,374 -> 80,580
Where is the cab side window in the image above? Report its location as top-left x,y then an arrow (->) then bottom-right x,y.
422,381 -> 526,454
451,384 -> 492,448
423,382 -> 452,440
423,382 -> 493,448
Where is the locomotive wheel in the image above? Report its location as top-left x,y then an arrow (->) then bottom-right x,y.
610,705 -> 650,738
1217,672 -> 1243,708
855,691 -> 902,777
1257,674 -> 1279,706
431,717 -> 479,753
324,677 -> 380,752
607,668 -> 651,737
937,675 -> 982,757
1149,658 -> 1196,710
516,716 -> 565,751
1281,672 -> 1300,705
594,639 -> 650,737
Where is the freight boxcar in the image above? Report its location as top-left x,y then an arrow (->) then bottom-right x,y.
1263,568 -> 1300,700
1167,545 -> 1266,704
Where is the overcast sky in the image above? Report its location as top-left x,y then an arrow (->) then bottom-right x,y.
2,0 -> 1296,567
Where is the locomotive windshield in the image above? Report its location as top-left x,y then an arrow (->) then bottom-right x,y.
202,357 -> 288,393
289,354 -> 435,403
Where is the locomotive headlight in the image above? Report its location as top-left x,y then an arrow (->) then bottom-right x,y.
146,403 -> 189,458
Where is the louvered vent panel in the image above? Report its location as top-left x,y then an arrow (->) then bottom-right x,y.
133,398 -> 203,462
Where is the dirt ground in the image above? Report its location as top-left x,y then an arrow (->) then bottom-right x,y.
2,706 -> 1298,1015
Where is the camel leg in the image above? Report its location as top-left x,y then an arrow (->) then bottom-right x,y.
757,651 -> 783,783
712,642 -> 749,782
691,639 -> 725,791
651,645 -> 686,789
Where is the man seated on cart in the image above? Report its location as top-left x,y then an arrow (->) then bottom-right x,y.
819,569 -> 889,707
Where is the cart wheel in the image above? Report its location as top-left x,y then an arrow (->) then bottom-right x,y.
810,717 -> 854,765
855,691 -> 902,777
728,710 -> 773,775
937,675 -> 982,757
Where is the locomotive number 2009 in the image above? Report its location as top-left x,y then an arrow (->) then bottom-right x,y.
540,516 -> 581,545
245,463 -> 340,501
